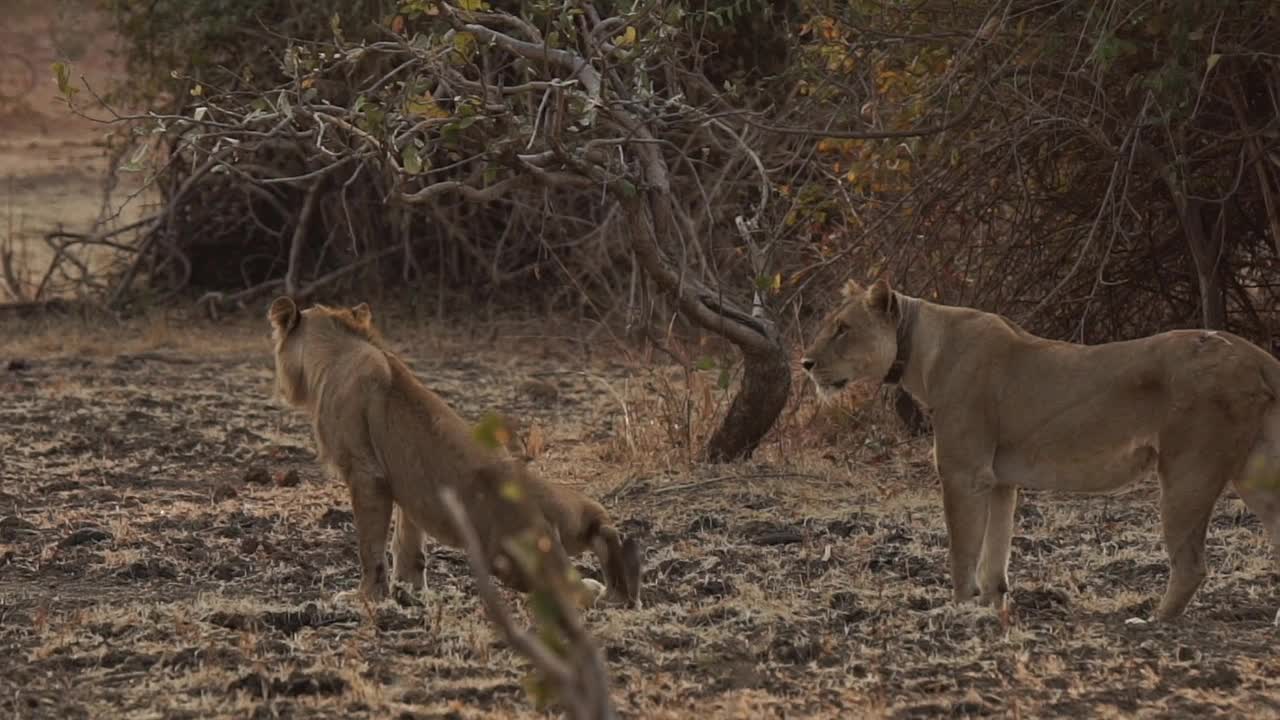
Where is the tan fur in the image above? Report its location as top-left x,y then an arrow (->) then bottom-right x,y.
802,279 -> 1280,622
267,297 -> 641,608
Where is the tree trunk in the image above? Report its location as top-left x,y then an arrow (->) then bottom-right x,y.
622,194 -> 791,462
1178,197 -> 1227,329
705,343 -> 793,461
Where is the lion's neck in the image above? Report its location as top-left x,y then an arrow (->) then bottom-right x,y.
299,332 -> 385,412
884,292 -> 918,385
893,294 -> 937,405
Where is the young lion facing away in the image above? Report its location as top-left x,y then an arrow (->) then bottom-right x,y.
267,297 -> 641,609
802,278 -> 1280,625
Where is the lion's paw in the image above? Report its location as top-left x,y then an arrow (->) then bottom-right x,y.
580,578 -> 607,607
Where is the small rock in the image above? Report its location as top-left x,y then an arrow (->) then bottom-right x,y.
278,670 -> 347,697
319,508 -> 353,529
227,671 -> 271,699
518,378 -> 559,403
274,469 -> 301,487
0,516 -> 38,542
687,515 -> 726,534
59,527 -> 112,548
738,520 -> 803,546
115,560 -> 177,580
212,484 -> 238,502
242,467 -> 271,485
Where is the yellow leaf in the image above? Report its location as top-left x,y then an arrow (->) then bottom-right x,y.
614,25 -> 637,47
500,479 -> 524,502
472,412 -> 511,450
190,84 -> 203,97
406,94 -> 450,119
452,31 -> 477,62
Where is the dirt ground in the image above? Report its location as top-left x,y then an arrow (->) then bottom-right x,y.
1,310 -> 1278,720
1,1 -> 154,300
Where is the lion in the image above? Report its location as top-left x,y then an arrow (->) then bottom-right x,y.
267,296 -> 642,609
802,278 -> 1280,624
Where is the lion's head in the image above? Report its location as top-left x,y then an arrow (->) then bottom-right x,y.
268,296 -> 378,406
800,278 -> 899,397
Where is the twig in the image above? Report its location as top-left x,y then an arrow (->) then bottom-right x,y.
284,184 -> 322,296
1,244 -> 27,302
649,472 -> 826,496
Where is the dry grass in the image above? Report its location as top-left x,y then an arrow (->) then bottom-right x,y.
1,310 -> 1279,719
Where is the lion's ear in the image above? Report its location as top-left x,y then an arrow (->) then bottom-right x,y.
350,302 -> 373,329
841,280 -> 864,299
866,278 -> 893,316
268,296 -> 299,334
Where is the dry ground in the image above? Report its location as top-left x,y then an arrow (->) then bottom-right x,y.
1,309 -> 1278,719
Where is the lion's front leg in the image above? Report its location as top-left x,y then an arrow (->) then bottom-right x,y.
977,485 -> 1017,609
939,467 -> 996,604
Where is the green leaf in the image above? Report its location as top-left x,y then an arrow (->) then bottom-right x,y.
52,61 -> 78,99
1206,53 -> 1222,72
118,143 -> 150,173
330,13 -> 344,44
716,367 -> 731,390
472,412 -> 510,449
1245,454 -> 1280,490
522,671 -> 556,711
499,478 -> 524,502
401,143 -> 423,174
694,356 -> 716,372
529,589 -> 567,635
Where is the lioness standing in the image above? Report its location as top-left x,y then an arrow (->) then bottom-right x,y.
267,297 -> 640,608
802,278 -> 1280,623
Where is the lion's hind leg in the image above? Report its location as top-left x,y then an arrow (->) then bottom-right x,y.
1233,420 -> 1280,625
391,504 -> 427,590
1153,451 -> 1233,622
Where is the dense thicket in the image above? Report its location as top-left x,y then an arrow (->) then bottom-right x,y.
70,1 -> 1280,448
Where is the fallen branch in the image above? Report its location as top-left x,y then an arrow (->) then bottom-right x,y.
437,487 -> 618,720
198,245 -> 401,319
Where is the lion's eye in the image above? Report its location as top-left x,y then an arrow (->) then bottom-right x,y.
834,323 -> 849,338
